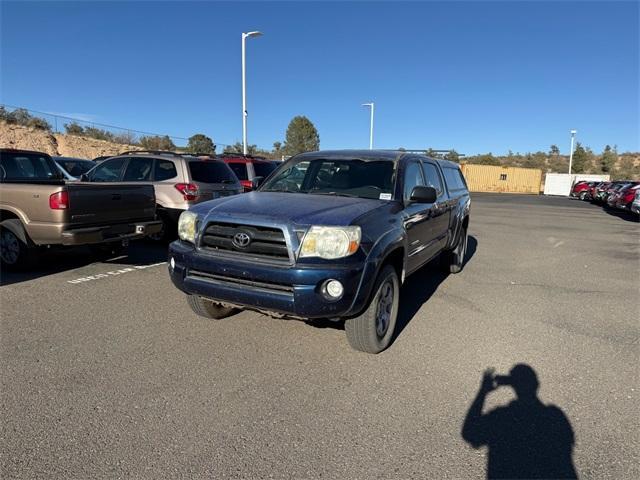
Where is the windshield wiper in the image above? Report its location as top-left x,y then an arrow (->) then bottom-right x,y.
262,188 -> 297,193
310,191 -> 358,198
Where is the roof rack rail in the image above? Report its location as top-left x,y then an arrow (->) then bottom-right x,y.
217,152 -> 248,157
379,149 -> 466,157
117,150 -> 181,157
218,152 -> 267,159
180,152 -> 216,158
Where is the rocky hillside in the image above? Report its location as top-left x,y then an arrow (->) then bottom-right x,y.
0,121 -> 140,158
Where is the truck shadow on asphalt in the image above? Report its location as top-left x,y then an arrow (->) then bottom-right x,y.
0,241 -> 169,287
392,235 -> 478,343
461,364 -> 578,479
307,236 -> 478,346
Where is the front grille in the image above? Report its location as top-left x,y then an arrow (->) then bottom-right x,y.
200,222 -> 290,262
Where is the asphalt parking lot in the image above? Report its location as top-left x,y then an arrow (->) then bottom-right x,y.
1,194 -> 638,479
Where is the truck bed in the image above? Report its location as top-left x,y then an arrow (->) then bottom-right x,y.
1,181 -> 157,245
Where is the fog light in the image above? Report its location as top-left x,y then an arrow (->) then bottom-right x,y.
169,257 -> 175,270
324,279 -> 344,300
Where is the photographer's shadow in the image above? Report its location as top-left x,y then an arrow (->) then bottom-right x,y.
462,364 -> 578,479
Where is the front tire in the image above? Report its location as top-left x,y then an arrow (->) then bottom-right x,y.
186,294 -> 238,319
579,191 -> 588,200
345,264 -> 399,354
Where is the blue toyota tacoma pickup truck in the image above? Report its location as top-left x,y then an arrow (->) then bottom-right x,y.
168,150 -> 470,353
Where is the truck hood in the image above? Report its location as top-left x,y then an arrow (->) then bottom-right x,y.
191,191 -> 389,226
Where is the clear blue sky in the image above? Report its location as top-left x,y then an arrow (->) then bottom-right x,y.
1,1 -> 638,154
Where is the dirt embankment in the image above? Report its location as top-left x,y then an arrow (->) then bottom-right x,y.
0,121 -> 140,158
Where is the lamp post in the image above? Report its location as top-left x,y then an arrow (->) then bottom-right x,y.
362,102 -> 375,150
242,31 -> 263,155
568,129 -> 577,175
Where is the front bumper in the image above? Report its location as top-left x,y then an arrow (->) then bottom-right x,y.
61,220 -> 162,245
168,240 -> 377,319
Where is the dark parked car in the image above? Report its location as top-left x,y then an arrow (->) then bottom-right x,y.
592,181 -> 612,203
589,182 -> 605,200
168,150 -> 471,353
595,181 -> 625,204
219,153 -> 279,192
53,156 -> 96,180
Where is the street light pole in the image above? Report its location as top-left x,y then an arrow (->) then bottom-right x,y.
242,31 -> 263,155
568,129 -> 577,175
362,102 -> 374,149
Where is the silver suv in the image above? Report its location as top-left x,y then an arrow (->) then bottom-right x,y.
85,150 -> 242,240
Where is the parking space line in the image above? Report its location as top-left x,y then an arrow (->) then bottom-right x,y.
67,262 -> 166,285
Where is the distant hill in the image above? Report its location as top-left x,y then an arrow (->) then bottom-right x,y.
0,121 -> 141,158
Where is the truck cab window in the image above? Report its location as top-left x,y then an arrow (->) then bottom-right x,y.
404,162 -> 425,201
422,162 -> 444,195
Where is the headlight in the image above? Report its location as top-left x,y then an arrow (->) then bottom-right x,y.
300,226 -> 361,259
178,211 -> 198,243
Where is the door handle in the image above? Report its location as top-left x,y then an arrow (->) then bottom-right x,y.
112,194 -> 122,200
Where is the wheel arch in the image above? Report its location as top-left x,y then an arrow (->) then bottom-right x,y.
0,213 -> 30,245
0,209 -> 20,222
381,246 -> 405,284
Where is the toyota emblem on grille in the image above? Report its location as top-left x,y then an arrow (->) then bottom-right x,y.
232,232 -> 251,248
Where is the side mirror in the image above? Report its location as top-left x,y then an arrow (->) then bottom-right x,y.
409,185 -> 437,203
252,176 -> 264,189
80,173 -> 89,182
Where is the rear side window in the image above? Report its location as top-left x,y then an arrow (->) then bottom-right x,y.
0,152 -> 58,180
189,161 -> 237,183
91,158 -> 126,182
154,160 -> 177,181
227,162 -> 248,180
123,157 -> 153,181
253,162 -> 278,178
443,167 -> 467,191
421,162 -> 444,195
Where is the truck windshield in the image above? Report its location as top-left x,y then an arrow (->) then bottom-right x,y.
261,159 -> 395,200
0,152 -> 61,181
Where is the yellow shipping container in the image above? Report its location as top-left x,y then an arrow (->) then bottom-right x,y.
460,164 -> 542,194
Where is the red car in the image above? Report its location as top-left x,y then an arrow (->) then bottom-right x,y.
219,153 -> 280,192
571,181 -> 596,200
614,183 -> 640,210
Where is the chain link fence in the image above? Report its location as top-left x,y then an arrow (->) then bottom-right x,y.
0,104 -> 236,151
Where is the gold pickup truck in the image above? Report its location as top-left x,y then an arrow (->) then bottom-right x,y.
0,149 -> 162,269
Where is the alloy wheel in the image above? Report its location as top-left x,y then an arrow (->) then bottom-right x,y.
375,279 -> 394,337
0,229 -> 20,265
